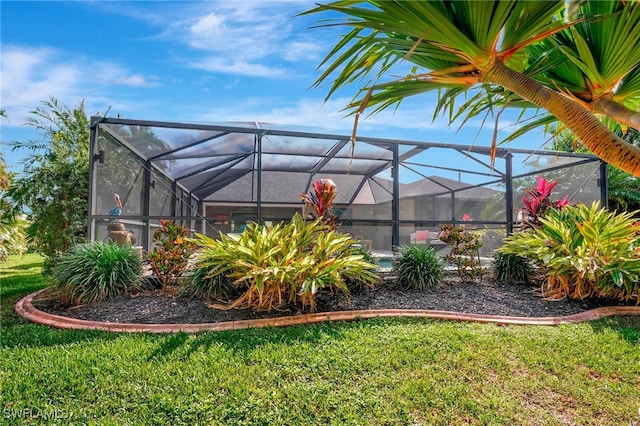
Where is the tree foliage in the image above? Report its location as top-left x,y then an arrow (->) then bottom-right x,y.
305,0 -> 640,177
0,110 -> 28,260
551,127 -> 640,215
452,0 -> 640,143
7,98 -> 93,269
0,158 -> 27,261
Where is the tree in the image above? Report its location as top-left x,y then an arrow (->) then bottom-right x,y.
439,0 -> 640,148
0,109 -> 9,191
305,0 -> 640,177
0,159 -> 27,261
607,166 -> 640,214
0,109 -> 28,260
525,1 -> 640,129
551,127 -> 640,214
7,98 -> 92,270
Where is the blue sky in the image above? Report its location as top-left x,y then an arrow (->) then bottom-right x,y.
1,0 -> 549,174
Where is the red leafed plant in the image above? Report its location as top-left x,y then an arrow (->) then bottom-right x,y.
300,179 -> 338,230
147,219 -> 197,290
521,175 -> 569,228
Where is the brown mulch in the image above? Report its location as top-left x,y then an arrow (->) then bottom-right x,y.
32,274 -> 635,325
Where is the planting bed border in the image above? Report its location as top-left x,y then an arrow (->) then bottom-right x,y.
16,289 -> 640,333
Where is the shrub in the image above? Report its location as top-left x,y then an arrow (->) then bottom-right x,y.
491,251 -> 534,285
0,215 -> 27,262
438,224 -> 483,281
393,245 -> 443,290
192,213 -> 379,311
147,219 -> 196,289
52,241 -> 141,304
180,264 -> 237,300
501,202 -> 640,302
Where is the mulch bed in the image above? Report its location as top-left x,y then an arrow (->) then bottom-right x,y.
32,273 -> 635,325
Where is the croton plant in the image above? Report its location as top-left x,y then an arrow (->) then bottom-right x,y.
521,175 -> 569,227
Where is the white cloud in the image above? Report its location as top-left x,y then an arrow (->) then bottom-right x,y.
148,1 -> 325,77
190,57 -> 286,77
189,12 -> 227,45
283,40 -> 325,62
172,6 -> 290,77
177,5 -> 287,54
187,94 -> 530,147
96,63 -> 161,88
73,1 -> 341,78
192,96 -> 446,133
225,77 -> 239,90
184,11 -> 284,57
1,47 -> 80,121
0,45 -> 161,125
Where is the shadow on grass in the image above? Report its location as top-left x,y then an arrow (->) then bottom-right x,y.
1,256 -> 133,350
0,273 -> 48,298
0,321 -> 124,350
1,262 -> 44,272
588,316 -> 640,345
0,270 -> 49,298
146,319 -> 357,361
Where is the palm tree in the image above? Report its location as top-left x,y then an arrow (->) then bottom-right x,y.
443,1 -> 640,145
305,0 -> 640,177
540,1 -> 640,128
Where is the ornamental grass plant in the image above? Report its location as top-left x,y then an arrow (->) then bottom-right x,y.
393,245 -> 444,290
491,251 -> 535,285
180,264 -> 237,301
52,241 -> 142,304
345,244 -> 377,293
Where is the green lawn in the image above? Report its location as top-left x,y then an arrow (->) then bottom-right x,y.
1,254 -> 639,425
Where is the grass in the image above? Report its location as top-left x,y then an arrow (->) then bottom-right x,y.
1,254 -> 640,425
0,253 -> 48,299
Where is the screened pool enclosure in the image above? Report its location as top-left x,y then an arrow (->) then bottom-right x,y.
88,117 -> 607,256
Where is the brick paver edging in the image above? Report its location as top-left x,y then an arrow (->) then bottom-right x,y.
16,289 -> 640,333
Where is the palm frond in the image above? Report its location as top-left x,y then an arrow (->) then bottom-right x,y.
307,0 -> 569,117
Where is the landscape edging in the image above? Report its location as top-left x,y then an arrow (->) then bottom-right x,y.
15,289 -> 640,333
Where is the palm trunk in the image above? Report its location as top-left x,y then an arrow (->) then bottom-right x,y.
484,59 -> 640,177
590,94 -> 640,131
